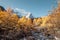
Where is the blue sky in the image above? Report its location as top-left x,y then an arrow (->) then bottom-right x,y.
0,0 -> 57,17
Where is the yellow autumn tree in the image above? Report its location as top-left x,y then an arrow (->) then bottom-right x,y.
0,11 -> 11,28
18,16 -> 27,25
8,14 -> 19,28
33,18 -> 42,26
0,8 -> 19,30
26,18 -> 33,26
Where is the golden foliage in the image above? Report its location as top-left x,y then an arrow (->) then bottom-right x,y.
33,18 -> 42,26
18,16 -> 27,25
0,5 -> 60,30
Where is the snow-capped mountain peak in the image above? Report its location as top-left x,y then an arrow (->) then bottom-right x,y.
26,12 -> 34,18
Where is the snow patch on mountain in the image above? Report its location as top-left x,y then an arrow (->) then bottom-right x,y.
26,12 -> 34,18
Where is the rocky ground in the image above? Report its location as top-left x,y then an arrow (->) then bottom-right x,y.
0,26 -> 60,40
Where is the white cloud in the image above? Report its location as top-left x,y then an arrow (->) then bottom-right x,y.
15,8 -> 28,14
14,8 -> 33,18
